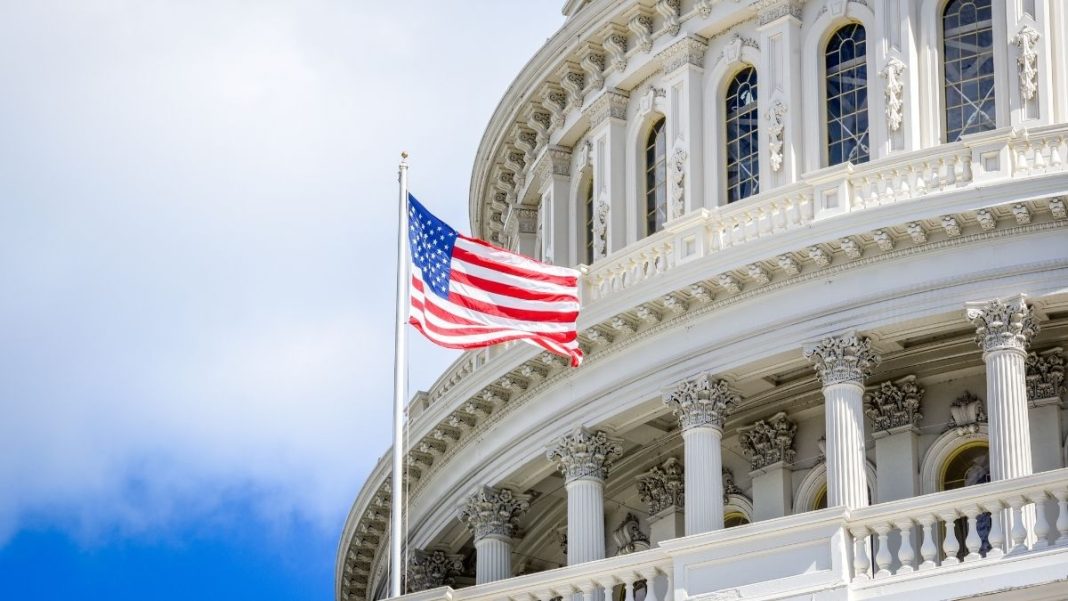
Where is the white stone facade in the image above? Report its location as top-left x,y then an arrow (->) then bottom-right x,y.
339,1 -> 1068,600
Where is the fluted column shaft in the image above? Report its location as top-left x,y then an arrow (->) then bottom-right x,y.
474,536 -> 511,584
566,478 -> 606,564
824,381 -> 869,508
683,426 -> 724,534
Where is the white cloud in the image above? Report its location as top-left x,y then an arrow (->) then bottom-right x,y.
0,0 -> 564,545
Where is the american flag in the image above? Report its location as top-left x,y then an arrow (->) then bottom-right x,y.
407,194 -> 583,367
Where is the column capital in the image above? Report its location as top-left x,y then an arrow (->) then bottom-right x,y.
546,427 -> 623,483
636,457 -> 685,514
965,296 -> 1039,354
458,486 -> 532,542
804,333 -> 881,385
587,88 -> 629,129
864,375 -> 924,433
1026,348 -> 1065,403
663,373 -> 740,430
406,548 -> 464,592
740,411 -> 797,470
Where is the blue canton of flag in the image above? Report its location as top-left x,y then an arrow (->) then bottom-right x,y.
408,194 -> 459,300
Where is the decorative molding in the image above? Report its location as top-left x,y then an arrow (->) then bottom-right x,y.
722,467 -> 741,503
540,85 -> 567,129
804,333 -> 880,386
628,12 -> 654,54
655,0 -> 681,37
755,0 -> 804,25
880,57 -> 906,133
558,65 -> 586,112
976,208 -> 996,231
659,35 -> 707,73
1026,347 -> 1064,403
720,33 -> 759,64
612,513 -> 650,555
579,44 -> 606,95
670,148 -> 687,220
546,427 -> 624,483
864,375 -> 924,432
697,0 -> 737,18
768,101 -> 786,172
840,237 -> 863,259
637,457 -> 685,514
947,391 -> 987,436
808,245 -> 830,267
964,295 -> 1039,354
1012,25 -> 1040,101
406,548 -> 463,592
516,208 -> 538,235
664,373 -> 740,430
592,196 -> 609,260
458,486 -> 532,541
740,411 -> 797,470
603,24 -> 629,72
778,254 -> 800,275
587,89 -> 629,128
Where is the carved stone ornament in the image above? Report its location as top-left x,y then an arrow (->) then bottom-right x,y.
458,486 -> 532,541
803,334 -> 881,386
1013,25 -> 1040,101
637,457 -> 685,514
655,0 -> 681,37
588,89 -> 629,128
697,0 -> 737,18
756,0 -> 804,25
816,435 -> 826,463
880,57 -> 906,132
721,34 -> 758,64
864,375 -> 924,432
546,427 -> 624,483
592,195 -> 609,260
722,467 -> 741,503
1026,348 -> 1065,402
767,101 -> 787,172
629,13 -> 654,53
580,47 -> 606,94
406,548 -> 464,592
670,148 -> 687,219
613,513 -> 651,555
739,411 -> 797,470
965,295 -> 1039,354
948,391 -> 987,436
659,35 -> 707,73
603,27 -> 628,72
663,373 -> 740,430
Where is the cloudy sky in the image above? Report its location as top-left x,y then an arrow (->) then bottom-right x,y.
0,2 -> 564,598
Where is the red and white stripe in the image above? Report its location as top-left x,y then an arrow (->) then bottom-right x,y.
409,236 -> 583,367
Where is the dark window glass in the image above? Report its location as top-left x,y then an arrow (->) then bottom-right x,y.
943,0 -> 996,142
725,67 -> 759,203
583,178 -> 594,264
645,118 -> 667,235
825,24 -> 869,165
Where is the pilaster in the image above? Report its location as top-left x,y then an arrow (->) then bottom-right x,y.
756,0 -> 805,189
657,35 -> 707,218
533,146 -> 573,265
1026,348 -> 1064,473
740,412 -> 796,520
586,89 -> 629,256
867,376 -> 924,502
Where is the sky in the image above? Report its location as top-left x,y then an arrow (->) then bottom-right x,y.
0,2 -> 565,599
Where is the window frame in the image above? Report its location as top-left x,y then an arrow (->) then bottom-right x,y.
724,66 -> 760,204
823,22 -> 871,167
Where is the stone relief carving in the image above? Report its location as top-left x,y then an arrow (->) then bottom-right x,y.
804,334 -> 881,386
698,0 -> 738,18
965,296 -> 1039,354
740,412 -> 797,470
546,427 -> 624,482
604,30 -> 628,72
756,0 -> 804,25
540,86 -> 567,129
722,467 -> 742,502
767,101 -> 787,172
406,549 -> 463,592
880,57 -> 906,133
655,0 -> 681,37
660,36 -> 708,73
1013,25 -> 1040,101
458,486 -> 532,541
592,196 -> 609,260
629,13 -> 654,53
948,391 -> 987,436
613,513 -> 650,555
663,373 -> 740,430
1026,348 -> 1065,402
670,148 -> 687,220
637,457 -> 685,514
580,49 -> 606,94
864,375 -> 924,432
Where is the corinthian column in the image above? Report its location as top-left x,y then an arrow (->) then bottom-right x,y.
805,334 -> 881,509
458,486 -> 531,584
546,428 -> 623,565
663,374 -> 739,534
965,296 -> 1039,481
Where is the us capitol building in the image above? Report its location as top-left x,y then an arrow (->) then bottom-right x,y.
339,1 -> 1068,599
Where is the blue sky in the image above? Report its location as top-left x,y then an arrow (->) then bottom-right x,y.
0,2 -> 564,598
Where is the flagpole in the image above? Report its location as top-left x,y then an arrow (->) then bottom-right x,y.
389,152 -> 410,598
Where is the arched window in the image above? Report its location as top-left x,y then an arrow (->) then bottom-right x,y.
725,67 -> 759,203
724,512 -> 750,528
941,441 -> 991,560
943,0 -> 996,142
825,24 -> 869,165
645,118 -> 668,235
583,177 -> 595,264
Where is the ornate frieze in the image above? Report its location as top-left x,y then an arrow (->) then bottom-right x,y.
1013,25 -> 1040,101
587,89 -> 629,128
747,263 -> 770,285
659,35 -> 707,73
906,222 -> 928,243
546,427 -> 624,482
942,215 -> 961,237
717,273 -> 741,295
756,0 -> 804,25
948,391 -> 987,436
804,334 -> 881,386
612,513 -> 650,555
976,208 -> 996,231
808,245 -> 830,267
965,295 -> 1039,354
637,457 -> 685,514
406,548 -> 464,592
1013,203 -> 1032,224
1026,348 -> 1065,403
663,373 -> 740,430
739,412 -> 797,470
864,375 -> 924,432
458,486 -> 532,541
840,237 -> 862,259
873,229 -> 894,251
1050,197 -> 1067,219
768,101 -> 787,172
778,254 -> 800,275
880,57 -> 906,133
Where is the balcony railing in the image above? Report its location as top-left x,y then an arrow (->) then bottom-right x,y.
396,469 -> 1068,601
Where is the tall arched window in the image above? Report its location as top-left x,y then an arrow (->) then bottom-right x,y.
645,118 -> 667,236
583,177 -> 594,264
943,0 -> 996,142
825,24 -> 869,166
725,67 -> 759,203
